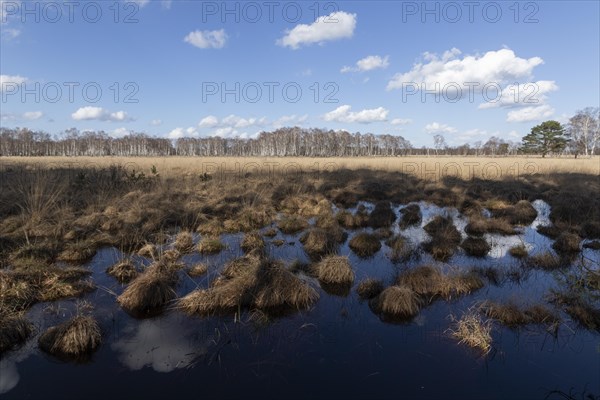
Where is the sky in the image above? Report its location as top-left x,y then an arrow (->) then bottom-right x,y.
1,0 -> 599,147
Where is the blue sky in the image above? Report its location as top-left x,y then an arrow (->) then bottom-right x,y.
1,0 -> 598,146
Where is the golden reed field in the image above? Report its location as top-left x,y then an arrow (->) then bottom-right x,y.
2,155 -> 599,178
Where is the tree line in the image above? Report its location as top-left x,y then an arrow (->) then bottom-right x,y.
0,108 -> 597,158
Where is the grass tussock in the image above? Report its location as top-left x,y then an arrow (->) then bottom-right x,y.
174,231 -> 194,252
370,286 -> 421,320
565,303 -> 600,331
448,310 -> 493,354
396,265 -> 484,302
460,237 -> 491,257
38,315 -> 101,360
301,228 -> 337,257
179,258 -> 318,316
356,278 -> 384,300
0,313 -> 33,353
313,255 -> 354,286
583,240 -> 600,250
526,252 -> 563,270
465,217 -> 516,236
117,263 -> 177,316
241,231 -> 266,254
278,215 -> 309,234
188,263 -> 208,277
160,249 -> 181,263
509,244 -> 528,258
581,221 -> 600,239
385,235 -> 413,262
336,209 -> 369,229
197,220 -> 224,237
399,204 -> 422,229
423,216 -> 461,261
137,243 -> 157,258
197,237 -> 225,254
315,214 -> 347,243
262,227 -> 277,237
551,292 -> 600,331
56,241 -> 97,263
492,200 -> 538,225
368,201 -> 396,228
552,232 -> 581,254
106,261 -> 138,283
536,225 -> 562,239
349,232 -> 381,257
479,301 -> 559,327
0,265 -> 94,315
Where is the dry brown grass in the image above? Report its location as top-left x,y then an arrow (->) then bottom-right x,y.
0,265 -> 94,315
117,263 -> 177,316
448,310 -> 493,354
349,232 -> 381,257
106,261 -> 138,283
460,237 -> 491,257
137,243 -> 158,259
179,258 -> 318,316
385,235 -> 413,262
491,200 -> 538,225
241,231 -> 266,254
0,313 -> 33,353
479,301 -> 559,327
56,241 -> 97,263
197,237 -> 225,254
423,216 -> 462,261
300,228 -> 337,257
509,244 -> 528,258
38,315 -> 101,359
370,286 -> 422,320
526,252 -> 563,270
356,278 -> 384,300
583,240 -> 600,250
313,255 -> 354,286
396,265 -> 484,302
398,204 -> 422,229
188,263 -> 208,277
368,201 -> 396,228
174,231 -> 194,252
552,233 -> 581,254
277,215 -> 309,234
5,156 -> 596,177
263,227 -> 277,237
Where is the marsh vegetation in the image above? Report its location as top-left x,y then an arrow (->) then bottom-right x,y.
0,157 -> 598,399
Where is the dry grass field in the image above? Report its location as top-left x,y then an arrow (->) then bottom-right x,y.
2,156 -> 599,178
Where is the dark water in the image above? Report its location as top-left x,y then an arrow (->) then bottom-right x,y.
2,201 -> 599,400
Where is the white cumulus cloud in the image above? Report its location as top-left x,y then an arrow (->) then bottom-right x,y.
391,118 -> 412,125
478,80 -> 558,109
323,105 -> 388,124
0,74 -> 27,92
198,115 -> 219,128
273,114 -> 308,128
184,29 -> 227,49
424,122 -> 457,134
341,55 -> 389,73
23,111 -> 43,120
277,11 -> 357,49
506,105 -> 555,123
71,106 -> 133,122
386,48 -> 544,94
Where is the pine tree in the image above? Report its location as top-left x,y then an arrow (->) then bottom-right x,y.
521,120 -> 568,157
